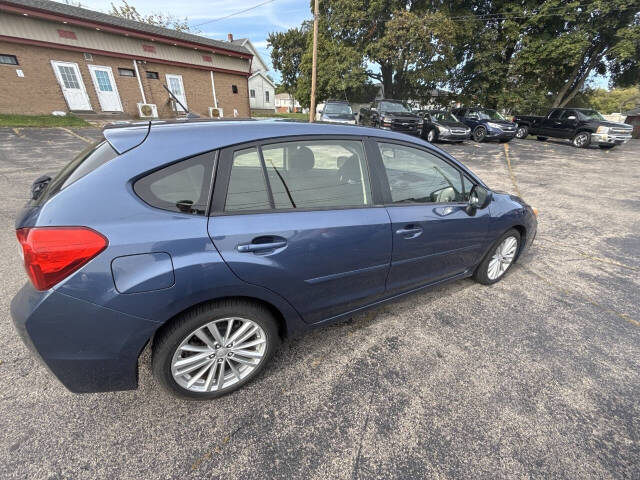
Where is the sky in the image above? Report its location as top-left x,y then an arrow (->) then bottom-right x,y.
72,0 -> 313,82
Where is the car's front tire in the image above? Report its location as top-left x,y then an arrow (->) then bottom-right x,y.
473,126 -> 487,142
572,131 -> 591,148
152,299 -> 280,400
426,128 -> 438,143
473,229 -> 521,285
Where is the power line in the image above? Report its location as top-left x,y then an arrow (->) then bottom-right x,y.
192,0 -> 278,27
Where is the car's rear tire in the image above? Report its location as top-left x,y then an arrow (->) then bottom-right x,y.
473,229 -> 521,285
515,125 -> 528,139
152,299 -> 280,400
473,126 -> 487,142
572,131 -> 591,148
536,136 -> 548,141
599,145 -> 615,150
426,128 -> 438,143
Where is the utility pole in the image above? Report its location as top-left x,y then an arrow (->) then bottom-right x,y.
309,0 -> 319,123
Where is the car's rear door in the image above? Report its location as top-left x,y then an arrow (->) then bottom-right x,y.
369,139 -> 491,295
208,136 -> 391,325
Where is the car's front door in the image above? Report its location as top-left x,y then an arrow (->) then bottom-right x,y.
558,110 -> 579,138
208,137 -> 392,324
372,141 -> 491,294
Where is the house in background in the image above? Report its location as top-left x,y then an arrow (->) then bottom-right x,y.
229,35 -> 275,113
0,0 -> 253,119
275,93 -> 302,113
623,107 -> 640,139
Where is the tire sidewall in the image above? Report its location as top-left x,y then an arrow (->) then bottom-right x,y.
474,126 -> 486,142
573,131 -> 591,148
474,229 -> 521,285
152,301 -> 280,400
516,126 -> 528,139
427,128 -> 437,142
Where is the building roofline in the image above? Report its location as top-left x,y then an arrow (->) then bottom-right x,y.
0,0 -> 252,59
249,70 -> 276,88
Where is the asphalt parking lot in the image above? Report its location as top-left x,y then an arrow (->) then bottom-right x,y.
0,127 -> 638,479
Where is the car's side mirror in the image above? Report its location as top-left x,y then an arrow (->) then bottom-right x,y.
567,115 -> 576,120
32,175 -> 51,200
466,185 -> 491,215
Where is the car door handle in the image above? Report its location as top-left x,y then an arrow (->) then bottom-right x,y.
395,226 -> 423,238
237,240 -> 287,253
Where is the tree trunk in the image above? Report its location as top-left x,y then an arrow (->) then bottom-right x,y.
381,63 -> 393,99
552,62 -> 583,108
559,52 -> 603,107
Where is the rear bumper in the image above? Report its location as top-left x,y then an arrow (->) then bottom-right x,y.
590,133 -> 632,145
11,283 -> 158,393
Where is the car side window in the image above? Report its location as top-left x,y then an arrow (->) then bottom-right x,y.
225,148 -> 271,212
134,153 -> 213,215
378,142 -> 464,204
467,111 -> 479,119
561,110 -> 577,119
261,140 -> 372,209
462,176 -> 475,201
548,109 -> 562,119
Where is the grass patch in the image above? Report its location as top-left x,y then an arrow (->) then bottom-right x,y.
251,111 -> 308,120
0,114 -> 90,128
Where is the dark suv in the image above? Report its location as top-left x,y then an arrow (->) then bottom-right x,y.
452,107 -> 517,143
12,120 -> 537,399
358,99 -> 422,134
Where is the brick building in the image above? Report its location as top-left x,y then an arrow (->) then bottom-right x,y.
0,0 -> 253,119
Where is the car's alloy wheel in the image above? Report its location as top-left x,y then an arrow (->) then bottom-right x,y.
473,228 -> 521,285
572,132 -> 590,148
473,126 -> 487,142
153,300 -> 280,399
171,317 -> 266,393
515,126 -> 528,139
487,236 -> 518,281
427,129 -> 437,142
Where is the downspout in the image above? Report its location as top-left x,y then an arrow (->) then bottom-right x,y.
210,70 -> 218,109
132,60 -> 146,104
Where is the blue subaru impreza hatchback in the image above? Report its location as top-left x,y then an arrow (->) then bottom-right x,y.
11,120 -> 536,399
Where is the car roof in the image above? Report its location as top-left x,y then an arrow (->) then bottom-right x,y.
103,119 -> 419,154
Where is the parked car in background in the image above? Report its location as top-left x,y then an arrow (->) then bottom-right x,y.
513,108 -> 633,149
359,99 -> 422,135
12,120 -> 537,400
452,107 -> 517,143
416,110 -> 471,143
316,100 -> 357,124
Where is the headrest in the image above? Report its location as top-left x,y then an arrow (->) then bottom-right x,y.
337,155 -> 361,183
288,146 -> 315,171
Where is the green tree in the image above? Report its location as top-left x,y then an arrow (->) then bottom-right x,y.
109,0 -> 196,33
316,1 -> 459,100
574,86 -> 640,113
267,25 -> 310,106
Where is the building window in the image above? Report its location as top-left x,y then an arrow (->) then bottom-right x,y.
57,29 -> 77,40
0,54 -> 18,65
232,85 -> 238,94
83,53 -> 93,61
146,71 -> 159,79
265,91 -> 270,103
118,68 -> 136,77
250,89 -> 255,98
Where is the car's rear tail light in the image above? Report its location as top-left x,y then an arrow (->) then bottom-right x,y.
16,227 -> 108,291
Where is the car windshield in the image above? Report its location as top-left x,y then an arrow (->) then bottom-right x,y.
477,109 -> 506,121
379,101 -> 410,113
431,112 -> 459,122
324,103 -> 352,115
577,110 -> 605,121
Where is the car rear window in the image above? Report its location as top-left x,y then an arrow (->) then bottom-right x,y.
134,153 -> 214,215
34,140 -> 117,205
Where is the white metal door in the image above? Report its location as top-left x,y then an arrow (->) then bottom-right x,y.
166,74 -> 188,112
88,65 -> 122,112
51,61 -> 91,111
